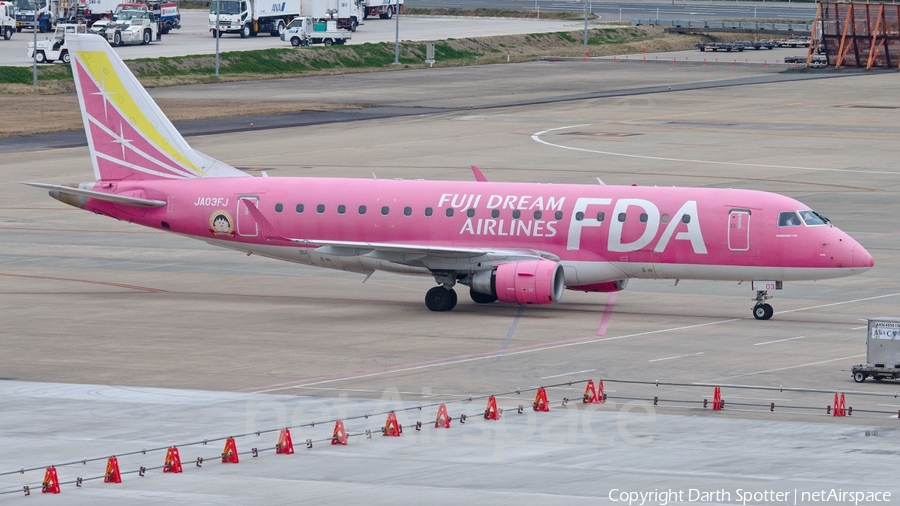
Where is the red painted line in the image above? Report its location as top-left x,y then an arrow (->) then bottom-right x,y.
596,293 -> 617,336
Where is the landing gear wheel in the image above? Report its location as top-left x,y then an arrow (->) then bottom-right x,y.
853,371 -> 866,383
470,288 -> 497,304
425,286 -> 457,312
753,303 -> 773,320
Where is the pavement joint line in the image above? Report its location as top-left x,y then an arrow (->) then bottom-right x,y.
709,354 -> 866,382
250,317 -> 742,394
532,125 -> 900,175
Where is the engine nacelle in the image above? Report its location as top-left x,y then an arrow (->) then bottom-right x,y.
567,280 -> 629,293
472,259 -> 565,305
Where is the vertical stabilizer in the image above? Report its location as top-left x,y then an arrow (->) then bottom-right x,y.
66,34 -> 250,181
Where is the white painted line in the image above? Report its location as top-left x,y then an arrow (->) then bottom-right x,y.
649,352 -> 704,363
754,336 -> 805,346
540,369 -> 596,380
774,292 -> 900,315
251,317 -> 740,394
851,326 -> 867,330
711,355 -> 865,381
532,126 -> 899,175
877,404 -> 900,408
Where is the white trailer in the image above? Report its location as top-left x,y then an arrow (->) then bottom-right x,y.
360,0 -> 401,20
209,0 -> 298,38
281,16 -> 348,46
300,0 -> 359,31
0,1 -> 15,39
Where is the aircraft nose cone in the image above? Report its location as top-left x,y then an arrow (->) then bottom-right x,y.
852,243 -> 875,269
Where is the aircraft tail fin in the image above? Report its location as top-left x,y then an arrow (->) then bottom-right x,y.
67,34 -> 249,182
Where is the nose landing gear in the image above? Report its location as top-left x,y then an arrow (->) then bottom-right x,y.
752,290 -> 773,320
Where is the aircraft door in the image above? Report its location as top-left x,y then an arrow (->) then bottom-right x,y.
237,197 -> 259,237
727,209 -> 750,251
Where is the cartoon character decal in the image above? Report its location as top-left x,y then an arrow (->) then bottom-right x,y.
209,210 -> 234,237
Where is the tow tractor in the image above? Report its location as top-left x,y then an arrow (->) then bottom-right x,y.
27,22 -> 86,63
105,7 -> 156,45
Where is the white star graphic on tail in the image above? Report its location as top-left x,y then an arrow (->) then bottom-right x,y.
111,122 -> 133,161
91,71 -> 114,122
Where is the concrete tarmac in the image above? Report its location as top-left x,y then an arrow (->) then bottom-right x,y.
2,60 -> 900,503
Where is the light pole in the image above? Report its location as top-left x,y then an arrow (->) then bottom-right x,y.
392,0 -> 400,65
214,0 -> 220,76
33,0 -> 38,85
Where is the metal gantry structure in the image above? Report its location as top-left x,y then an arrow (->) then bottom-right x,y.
812,1 -> 900,69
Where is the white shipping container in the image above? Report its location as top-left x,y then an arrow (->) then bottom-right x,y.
867,317 -> 900,367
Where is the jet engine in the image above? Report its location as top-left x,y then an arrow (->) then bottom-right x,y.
471,259 -> 565,305
567,280 -> 629,293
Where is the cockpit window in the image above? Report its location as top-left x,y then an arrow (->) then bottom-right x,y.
799,210 -> 829,226
778,211 -> 801,227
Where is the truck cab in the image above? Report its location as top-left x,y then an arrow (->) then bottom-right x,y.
27,22 -> 86,63
281,15 -> 348,46
0,0 -> 15,39
15,0 -> 53,32
209,0 -> 296,38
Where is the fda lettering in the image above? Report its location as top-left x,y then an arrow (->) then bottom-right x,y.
567,197 -> 707,254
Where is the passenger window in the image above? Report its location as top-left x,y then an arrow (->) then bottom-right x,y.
466,209 -> 475,218
533,210 -> 542,220
555,211 -> 563,220
425,207 -> 433,217
295,204 -> 304,214
404,207 -> 412,216
681,215 -> 691,224
316,204 -> 325,214
358,205 -> 366,215
337,205 -> 346,215
445,208 -> 453,217
597,212 -> 605,222
381,206 -> 390,216
617,213 -> 626,222
275,203 -> 283,213
512,210 -> 521,219
491,209 -> 500,218
778,211 -> 801,227
639,213 -> 648,223
575,212 -> 584,221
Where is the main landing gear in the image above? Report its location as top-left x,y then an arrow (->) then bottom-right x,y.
752,290 -> 773,320
425,285 -> 457,312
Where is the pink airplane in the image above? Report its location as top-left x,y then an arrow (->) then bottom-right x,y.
26,34 -> 874,319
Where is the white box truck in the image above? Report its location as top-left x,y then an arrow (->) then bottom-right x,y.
852,317 -> 900,382
0,0 -> 15,39
360,0 -> 401,20
281,16 -> 348,46
209,0 -> 298,38
300,0 -> 359,31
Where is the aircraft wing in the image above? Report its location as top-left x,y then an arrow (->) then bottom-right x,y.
240,200 -> 558,271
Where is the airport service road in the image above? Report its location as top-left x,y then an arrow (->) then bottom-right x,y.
1,61 -> 900,503
0,12 -> 578,66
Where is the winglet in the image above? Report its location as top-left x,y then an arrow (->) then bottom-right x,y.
471,165 -> 488,182
240,198 -> 292,243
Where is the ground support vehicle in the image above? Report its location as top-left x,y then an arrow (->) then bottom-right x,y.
154,1 -> 178,33
0,0 -> 15,39
852,318 -> 900,383
15,0 -> 53,32
747,40 -> 775,50
105,7 -> 155,45
300,0 -> 360,31
27,22 -> 86,62
361,0 -> 401,20
777,37 -> 810,48
209,0 -> 297,38
282,16 -> 348,46
696,41 -> 745,52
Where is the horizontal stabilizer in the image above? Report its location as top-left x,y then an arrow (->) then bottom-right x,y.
23,182 -> 167,208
